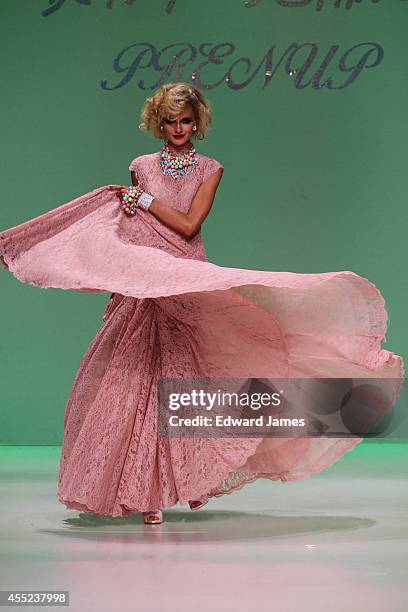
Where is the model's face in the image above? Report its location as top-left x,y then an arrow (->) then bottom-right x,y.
162,105 -> 196,147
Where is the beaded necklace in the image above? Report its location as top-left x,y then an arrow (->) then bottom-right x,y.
160,140 -> 197,179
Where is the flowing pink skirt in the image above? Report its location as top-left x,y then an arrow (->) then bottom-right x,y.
0,186 -> 404,516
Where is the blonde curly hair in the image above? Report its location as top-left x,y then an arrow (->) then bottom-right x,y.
138,82 -> 212,141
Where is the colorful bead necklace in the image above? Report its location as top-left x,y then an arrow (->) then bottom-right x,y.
160,140 -> 197,179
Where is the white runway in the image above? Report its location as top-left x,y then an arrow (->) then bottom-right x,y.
0,443 -> 407,612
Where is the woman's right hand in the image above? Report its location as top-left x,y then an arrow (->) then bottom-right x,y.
116,174 -> 140,195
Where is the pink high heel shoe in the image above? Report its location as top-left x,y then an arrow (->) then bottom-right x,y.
143,510 -> 163,524
188,496 -> 209,511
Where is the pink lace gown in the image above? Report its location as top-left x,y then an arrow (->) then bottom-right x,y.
0,151 -> 404,516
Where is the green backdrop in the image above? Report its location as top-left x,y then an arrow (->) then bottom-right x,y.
0,0 -> 406,443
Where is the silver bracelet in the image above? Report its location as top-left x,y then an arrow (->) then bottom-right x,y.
137,191 -> 154,210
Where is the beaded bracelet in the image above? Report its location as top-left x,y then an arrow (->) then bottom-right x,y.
121,185 -> 143,215
120,185 -> 154,215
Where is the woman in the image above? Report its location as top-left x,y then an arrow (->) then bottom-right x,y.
0,83 -> 404,525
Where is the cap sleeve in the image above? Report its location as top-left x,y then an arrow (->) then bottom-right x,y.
202,157 -> 224,183
129,157 -> 140,173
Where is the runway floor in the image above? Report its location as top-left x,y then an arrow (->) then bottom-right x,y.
0,442 -> 407,612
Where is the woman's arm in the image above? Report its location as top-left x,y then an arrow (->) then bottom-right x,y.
131,168 -> 224,240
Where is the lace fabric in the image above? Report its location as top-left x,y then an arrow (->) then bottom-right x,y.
0,152 -> 404,517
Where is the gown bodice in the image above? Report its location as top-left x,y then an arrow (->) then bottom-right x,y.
121,151 -> 224,262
